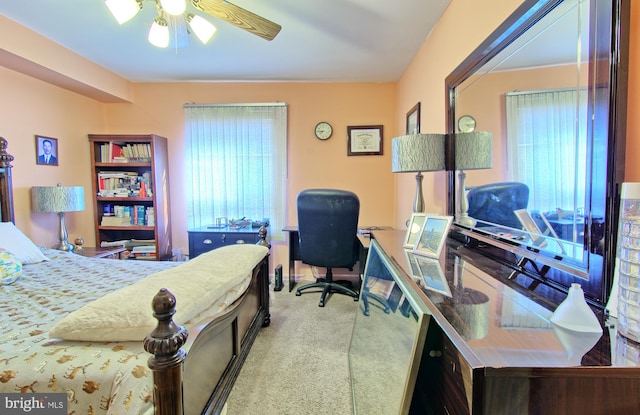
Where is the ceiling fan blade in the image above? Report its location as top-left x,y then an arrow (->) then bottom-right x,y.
191,0 -> 281,41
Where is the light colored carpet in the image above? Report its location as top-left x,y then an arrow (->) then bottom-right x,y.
225,284 -> 358,415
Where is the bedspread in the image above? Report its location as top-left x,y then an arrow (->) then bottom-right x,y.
0,248 -> 252,415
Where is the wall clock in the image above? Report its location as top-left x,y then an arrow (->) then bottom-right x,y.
458,115 -> 476,133
314,121 -> 333,140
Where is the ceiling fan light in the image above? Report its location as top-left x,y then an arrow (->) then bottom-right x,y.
148,17 -> 170,48
105,0 -> 141,24
160,0 -> 186,16
188,14 -> 217,44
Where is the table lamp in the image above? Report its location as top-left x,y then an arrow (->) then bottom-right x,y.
392,134 -> 446,212
455,132 -> 492,226
31,184 -> 85,251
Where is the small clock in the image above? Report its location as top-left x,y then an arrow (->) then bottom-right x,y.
314,121 -> 333,140
458,115 -> 476,133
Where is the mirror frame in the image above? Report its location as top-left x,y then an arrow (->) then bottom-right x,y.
444,0 -> 630,306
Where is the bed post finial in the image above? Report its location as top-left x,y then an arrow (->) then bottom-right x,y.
143,288 -> 189,415
257,225 -> 271,248
0,137 -> 15,223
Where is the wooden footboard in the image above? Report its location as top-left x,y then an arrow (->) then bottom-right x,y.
144,241 -> 270,415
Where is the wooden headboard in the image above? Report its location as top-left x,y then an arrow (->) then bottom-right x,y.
0,137 -> 15,223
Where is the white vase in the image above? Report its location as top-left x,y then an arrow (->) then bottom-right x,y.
550,283 -> 603,334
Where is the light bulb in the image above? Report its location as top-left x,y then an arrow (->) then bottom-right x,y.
148,17 -> 170,48
188,14 -> 217,44
160,0 -> 186,16
105,0 -> 141,24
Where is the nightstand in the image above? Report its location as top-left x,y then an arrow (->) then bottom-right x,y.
74,246 -> 126,259
188,225 -> 263,259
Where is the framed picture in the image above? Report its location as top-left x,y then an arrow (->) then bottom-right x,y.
415,255 -> 451,297
403,212 -> 428,248
406,102 -> 421,134
35,135 -> 59,166
413,215 -> 453,258
347,125 -> 383,156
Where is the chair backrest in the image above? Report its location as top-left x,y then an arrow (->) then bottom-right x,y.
297,189 -> 360,268
467,182 -> 529,229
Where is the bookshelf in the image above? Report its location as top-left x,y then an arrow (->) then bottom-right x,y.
88,134 -> 172,260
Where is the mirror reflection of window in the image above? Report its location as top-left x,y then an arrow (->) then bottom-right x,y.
506,88 -> 588,237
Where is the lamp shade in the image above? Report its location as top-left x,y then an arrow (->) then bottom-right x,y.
105,0 -> 141,24
31,185 -> 85,213
188,13 -> 217,44
392,134 -> 446,173
455,132 -> 492,170
148,17 -> 170,48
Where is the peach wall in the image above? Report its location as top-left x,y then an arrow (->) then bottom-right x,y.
0,66 -> 105,247
101,82 -> 397,270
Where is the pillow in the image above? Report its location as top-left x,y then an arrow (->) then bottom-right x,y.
0,248 -> 23,285
49,243 -> 269,341
0,222 -> 49,264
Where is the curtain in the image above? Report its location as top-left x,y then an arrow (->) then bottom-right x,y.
506,89 -> 587,214
185,103 -> 287,241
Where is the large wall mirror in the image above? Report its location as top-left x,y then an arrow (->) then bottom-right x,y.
445,0 -> 629,306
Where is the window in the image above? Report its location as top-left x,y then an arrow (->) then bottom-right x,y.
506,89 -> 587,214
185,103 -> 287,240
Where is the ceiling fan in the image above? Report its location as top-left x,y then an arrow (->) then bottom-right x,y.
192,0 -> 281,41
105,0 -> 281,48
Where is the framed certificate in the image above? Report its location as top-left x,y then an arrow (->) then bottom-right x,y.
347,125 -> 383,156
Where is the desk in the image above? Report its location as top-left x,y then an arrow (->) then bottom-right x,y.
283,225 -> 373,292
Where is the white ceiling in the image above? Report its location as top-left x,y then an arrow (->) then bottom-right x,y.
0,0 -> 451,83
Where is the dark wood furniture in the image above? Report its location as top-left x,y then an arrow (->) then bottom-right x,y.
74,246 -> 126,259
367,230 -> 640,415
188,225 -> 264,258
88,134 -> 172,260
0,138 -> 272,415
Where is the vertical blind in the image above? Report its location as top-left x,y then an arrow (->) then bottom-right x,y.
185,103 -> 287,240
506,88 -> 587,214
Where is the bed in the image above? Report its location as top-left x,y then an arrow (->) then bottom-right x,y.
0,136 -> 271,415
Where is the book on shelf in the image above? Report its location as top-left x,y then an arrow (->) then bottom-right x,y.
101,239 -> 130,247
101,216 -> 132,226
131,245 -> 156,254
124,239 -> 156,249
133,253 -> 157,260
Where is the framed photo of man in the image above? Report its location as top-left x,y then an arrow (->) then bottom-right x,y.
35,135 -> 59,166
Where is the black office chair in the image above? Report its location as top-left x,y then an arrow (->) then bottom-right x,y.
466,182 -> 529,229
295,189 -> 360,307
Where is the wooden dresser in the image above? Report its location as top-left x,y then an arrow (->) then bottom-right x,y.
366,230 -> 640,414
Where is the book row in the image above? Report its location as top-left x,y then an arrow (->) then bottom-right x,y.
101,204 -> 155,227
99,142 -> 152,163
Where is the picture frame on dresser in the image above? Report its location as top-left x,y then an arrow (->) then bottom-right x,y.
403,212 -> 428,248
413,215 -> 452,258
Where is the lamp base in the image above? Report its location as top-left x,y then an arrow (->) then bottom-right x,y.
53,240 -> 75,251
456,213 -> 476,228
54,211 -> 74,251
